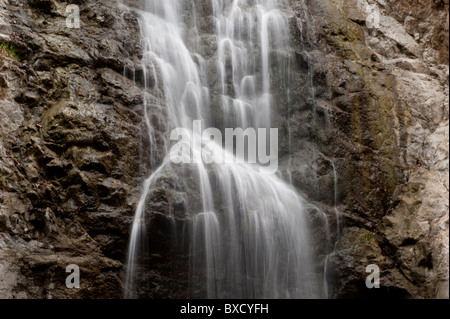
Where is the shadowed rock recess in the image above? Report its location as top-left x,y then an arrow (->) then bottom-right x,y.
0,0 -> 448,299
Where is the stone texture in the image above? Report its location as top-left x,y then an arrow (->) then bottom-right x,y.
0,0 -> 448,299
1,0 -> 148,298
293,0 -> 449,298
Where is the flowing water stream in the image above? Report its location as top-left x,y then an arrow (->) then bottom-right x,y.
125,0 -> 321,299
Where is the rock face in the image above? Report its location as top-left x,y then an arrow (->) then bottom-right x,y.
1,0 -> 147,298
293,0 -> 449,299
0,0 -> 448,299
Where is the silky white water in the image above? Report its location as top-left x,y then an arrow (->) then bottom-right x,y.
125,0 -> 320,298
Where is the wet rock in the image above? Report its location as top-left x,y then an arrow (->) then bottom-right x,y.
329,227 -> 417,298
298,0 -> 449,299
0,0 -> 447,300
0,0 -> 148,299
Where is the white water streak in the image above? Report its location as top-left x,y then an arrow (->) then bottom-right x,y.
125,0 -> 321,299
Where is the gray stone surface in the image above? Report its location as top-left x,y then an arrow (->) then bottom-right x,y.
0,0 -> 448,299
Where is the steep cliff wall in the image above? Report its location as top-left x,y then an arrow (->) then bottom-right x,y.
1,0 -> 147,298
0,0 -> 448,299
293,0 -> 449,298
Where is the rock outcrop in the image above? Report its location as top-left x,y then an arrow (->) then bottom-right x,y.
1,0 -> 147,298
292,0 -> 449,298
0,0 -> 448,299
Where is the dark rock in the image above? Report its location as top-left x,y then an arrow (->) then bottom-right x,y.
0,0 -> 447,300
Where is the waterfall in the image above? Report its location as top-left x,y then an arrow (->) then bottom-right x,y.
125,0 -> 321,299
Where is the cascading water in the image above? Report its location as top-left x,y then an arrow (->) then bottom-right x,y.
125,0 -> 321,299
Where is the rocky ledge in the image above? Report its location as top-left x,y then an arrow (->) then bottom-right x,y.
0,0 -> 448,299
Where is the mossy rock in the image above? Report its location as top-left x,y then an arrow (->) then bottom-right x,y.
0,43 -> 20,61
336,227 -> 382,261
